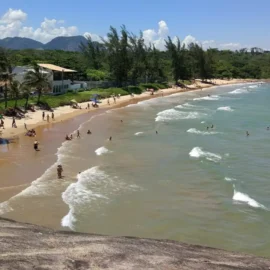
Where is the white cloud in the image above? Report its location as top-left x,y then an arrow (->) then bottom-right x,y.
0,8 -> 27,24
0,9 -> 258,51
83,32 -> 103,42
0,9 -> 78,43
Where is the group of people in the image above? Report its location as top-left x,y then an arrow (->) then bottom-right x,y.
42,111 -> 55,122
26,129 -> 36,137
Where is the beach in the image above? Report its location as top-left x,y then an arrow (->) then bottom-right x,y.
2,78 -> 270,258
0,79 -> 252,138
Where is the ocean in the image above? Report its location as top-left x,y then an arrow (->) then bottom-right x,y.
1,82 -> 270,257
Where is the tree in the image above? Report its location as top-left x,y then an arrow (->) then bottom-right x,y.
0,47 -> 13,108
9,80 -> 23,108
103,26 -> 131,86
165,37 -> 190,83
80,36 -> 103,70
24,64 -> 51,104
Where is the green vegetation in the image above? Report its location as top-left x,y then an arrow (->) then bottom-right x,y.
0,25 -> 269,113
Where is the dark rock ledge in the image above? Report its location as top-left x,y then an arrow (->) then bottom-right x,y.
0,217 -> 269,270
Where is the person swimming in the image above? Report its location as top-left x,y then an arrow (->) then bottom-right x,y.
33,140 -> 39,151
87,130 -> 92,134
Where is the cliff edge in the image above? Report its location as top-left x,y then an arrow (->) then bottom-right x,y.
0,217 -> 269,270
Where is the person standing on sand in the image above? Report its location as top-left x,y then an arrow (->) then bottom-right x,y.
77,130 -> 80,138
113,96 -> 116,104
12,117 -> 16,128
33,140 -> 39,151
47,114 -> 50,122
24,123 -> 27,130
57,165 -> 63,179
42,111 -> 45,121
0,119 -> 4,129
87,103 -> 90,109
51,112 -> 54,121
107,99 -> 110,105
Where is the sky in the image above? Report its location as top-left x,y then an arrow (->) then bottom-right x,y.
0,0 -> 269,50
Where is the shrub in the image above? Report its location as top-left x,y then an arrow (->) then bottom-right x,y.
125,85 -> 143,94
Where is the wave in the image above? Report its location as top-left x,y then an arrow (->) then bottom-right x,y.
61,167 -> 109,230
217,106 -> 234,112
224,177 -> 236,182
233,187 -> 268,210
248,85 -> 258,89
187,128 -> 220,135
135,132 -> 144,136
193,95 -> 220,101
229,88 -> 248,94
189,147 -> 222,163
95,146 -> 112,156
155,109 -> 205,122
175,103 -> 197,109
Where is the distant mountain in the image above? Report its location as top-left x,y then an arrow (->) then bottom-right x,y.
0,37 -> 44,50
44,36 -> 87,51
0,35 -> 88,51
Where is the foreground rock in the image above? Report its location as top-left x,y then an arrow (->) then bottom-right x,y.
0,217 -> 269,270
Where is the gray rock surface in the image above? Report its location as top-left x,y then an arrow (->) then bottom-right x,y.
0,217 -> 269,270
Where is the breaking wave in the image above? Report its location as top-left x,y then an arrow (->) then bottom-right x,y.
155,109 -> 205,122
187,128 -> 220,135
229,88 -> 248,94
189,147 -> 222,163
233,186 -> 268,210
135,132 -> 144,136
217,106 -> 234,112
61,167 -> 109,230
95,146 -> 112,156
193,95 -> 220,101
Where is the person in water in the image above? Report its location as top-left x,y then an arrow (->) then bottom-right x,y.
70,134 -> 73,140
211,125 -> 214,129
156,131 -> 158,134
87,130 -> 92,134
109,136 -> 112,141
121,120 -> 123,123
33,140 -> 39,151
65,135 -> 71,140
246,131 -> 250,136
267,127 -> 269,130
207,127 -> 209,130
57,165 -> 63,179
77,130 -> 80,138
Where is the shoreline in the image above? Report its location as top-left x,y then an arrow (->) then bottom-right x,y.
0,79 -> 258,139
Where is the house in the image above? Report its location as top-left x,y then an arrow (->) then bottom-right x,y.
12,64 -> 87,94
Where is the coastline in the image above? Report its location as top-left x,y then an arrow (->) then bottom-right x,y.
0,79 -> 257,139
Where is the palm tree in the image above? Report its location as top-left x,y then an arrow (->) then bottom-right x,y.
24,64 -> 51,104
9,80 -> 21,108
0,47 -> 13,108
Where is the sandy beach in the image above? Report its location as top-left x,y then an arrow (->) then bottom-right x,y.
0,79 -> 255,139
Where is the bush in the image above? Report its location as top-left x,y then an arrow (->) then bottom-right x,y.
125,85 -> 143,94
139,83 -> 168,91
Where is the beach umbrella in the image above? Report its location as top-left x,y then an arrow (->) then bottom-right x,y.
70,99 -> 78,104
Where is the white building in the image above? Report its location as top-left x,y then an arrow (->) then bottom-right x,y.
12,64 -> 87,94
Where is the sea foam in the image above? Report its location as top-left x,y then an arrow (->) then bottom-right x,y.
61,167 -> 109,230
135,132 -> 144,136
187,128 -> 220,135
229,88 -> 248,94
155,109 -> 205,122
193,95 -> 220,101
217,106 -> 234,112
189,147 -> 222,163
95,146 -> 112,156
233,187 -> 268,210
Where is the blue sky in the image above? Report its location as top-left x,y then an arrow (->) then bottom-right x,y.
0,0 -> 269,50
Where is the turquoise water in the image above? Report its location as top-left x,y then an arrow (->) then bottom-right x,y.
1,82 -> 270,257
